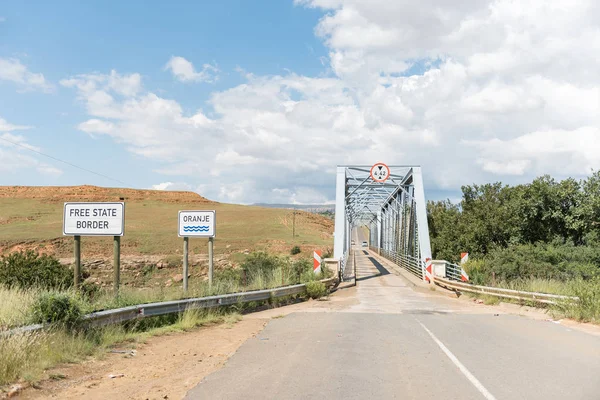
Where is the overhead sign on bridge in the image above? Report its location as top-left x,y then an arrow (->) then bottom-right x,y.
370,162 -> 390,183
63,202 -> 125,236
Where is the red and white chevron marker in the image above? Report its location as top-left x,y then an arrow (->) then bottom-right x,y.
425,258 -> 433,283
461,252 -> 469,264
313,250 -> 322,274
460,252 -> 470,282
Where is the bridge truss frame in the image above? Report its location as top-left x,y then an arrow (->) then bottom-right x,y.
334,165 -> 432,281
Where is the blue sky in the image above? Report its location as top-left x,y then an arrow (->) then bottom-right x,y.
0,1 -> 328,191
1,1 -> 598,204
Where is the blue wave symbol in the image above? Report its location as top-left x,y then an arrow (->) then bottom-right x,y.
183,225 -> 210,232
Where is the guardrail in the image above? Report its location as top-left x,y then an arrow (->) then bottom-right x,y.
3,277 -> 338,336
434,276 -> 578,305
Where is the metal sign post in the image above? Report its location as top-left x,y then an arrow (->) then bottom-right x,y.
74,235 -> 81,288
208,237 -> 214,286
63,202 -> 125,294
183,237 -> 189,292
114,236 -> 120,296
178,210 -> 216,293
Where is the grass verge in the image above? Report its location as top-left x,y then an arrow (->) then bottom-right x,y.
463,278 -> 600,323
0,308 -> 240,387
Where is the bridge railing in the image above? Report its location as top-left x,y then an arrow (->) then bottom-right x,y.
444,261 -> 463,281
376,248 -> 424,280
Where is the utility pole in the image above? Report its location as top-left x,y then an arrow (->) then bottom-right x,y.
292,208 -> 296,239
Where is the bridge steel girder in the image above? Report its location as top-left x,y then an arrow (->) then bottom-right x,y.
334,165 -> 432,281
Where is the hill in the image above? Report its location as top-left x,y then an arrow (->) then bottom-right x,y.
0,186 -> 334,287
0,185 -> 214,203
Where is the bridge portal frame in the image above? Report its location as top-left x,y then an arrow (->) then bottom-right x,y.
333,165 -> 432,281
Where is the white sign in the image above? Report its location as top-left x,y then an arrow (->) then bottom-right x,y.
63,202 -> 125,236
178,210 -> 216,237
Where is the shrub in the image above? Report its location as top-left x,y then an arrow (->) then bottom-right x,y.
290,259 -> 312,283
215,267 -> 243,285
559,279 -> 600,323
241,252 -> 283,276
0,251 -> 72,289
31,292 -> 83,329
462,244 -> 600,286
305,281 -> 327,299
79,280 -> 101,301
290,246 -> 301,255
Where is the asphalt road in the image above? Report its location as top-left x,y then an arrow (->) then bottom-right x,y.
186,237 -> 600,400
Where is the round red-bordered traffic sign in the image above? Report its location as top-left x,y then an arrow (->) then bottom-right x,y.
370,163 -> 390,183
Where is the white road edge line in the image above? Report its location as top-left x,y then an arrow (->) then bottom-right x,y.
417,320 -> 498,400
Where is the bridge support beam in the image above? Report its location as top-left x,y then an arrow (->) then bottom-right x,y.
334,166 -> 347,260
412,167 -> 432,281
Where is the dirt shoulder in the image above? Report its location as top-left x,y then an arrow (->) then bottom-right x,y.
19,318 -> 267,400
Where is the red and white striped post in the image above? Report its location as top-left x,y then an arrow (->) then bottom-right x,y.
425,258 -> 433,283
313,250 -> 322,274
460,252 -> 470,282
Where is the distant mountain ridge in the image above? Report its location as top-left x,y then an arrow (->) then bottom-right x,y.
253,203 -> 335,213
0,185 -> 214,204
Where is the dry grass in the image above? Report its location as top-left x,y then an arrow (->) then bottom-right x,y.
0,197 -> 333,258
0,287 -> 38,328
468,278 -> 600,323
0,308 -> 241,386
495,278 -> 575,296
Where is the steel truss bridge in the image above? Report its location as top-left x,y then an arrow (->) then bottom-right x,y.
334,165 -> 432,281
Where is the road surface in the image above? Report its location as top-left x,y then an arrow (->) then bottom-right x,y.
186,233 -> 600,399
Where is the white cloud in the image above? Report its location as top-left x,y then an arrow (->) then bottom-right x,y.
78,119 -> 115,134
0,129 -> 63,177
0,17 -> 6,22
0,58 -> 53,92
0,117 -> 31,132
37,165 -> 63,177
151,182 -> 194,191
468,127 -> 600,177
108,70 -> 142,96
164,56 -> 219,83
64,0 -> 600,202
